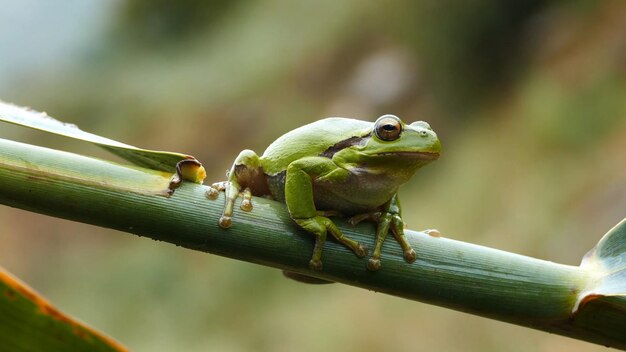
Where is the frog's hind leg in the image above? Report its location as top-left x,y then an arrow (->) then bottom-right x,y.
370,213 -> 390,271
389,214 -> 416,263
349,211 -> 390,271
384,194 -> 416,263
286,157 -> 368,270
349,194 -> 416,271
293,217 -> 328,270
293,216 -> 367,271
206,149 -> 265,228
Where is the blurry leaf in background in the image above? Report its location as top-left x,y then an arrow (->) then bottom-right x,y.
112,0 -> 244,49
523,73 -> 625,150
404,0 -> 551,116
0,266 -> 126,351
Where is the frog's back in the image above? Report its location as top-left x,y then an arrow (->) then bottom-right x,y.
260,117 -> 371,175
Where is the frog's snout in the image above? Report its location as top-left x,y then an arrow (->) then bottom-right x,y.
416,127 -> 441,155
429,137 -> 442,155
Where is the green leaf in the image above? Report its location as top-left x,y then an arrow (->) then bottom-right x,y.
0,266 -> 127,351
0,101 -> 204,180
577,218 -> 626,311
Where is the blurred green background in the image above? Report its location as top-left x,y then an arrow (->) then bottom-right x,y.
1,1 -> 625,351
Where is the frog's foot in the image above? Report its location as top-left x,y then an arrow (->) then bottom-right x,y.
207,183 -> 253,211
389,214 -> 417,264
239,187 -> 253,211
309,259 -> 323,271
167,158 -> 206,195
354,243 -> 368,257
348,211 -> 388,271
206,182 -> 253,228
206,181 -> 227,200
295,216 -> 368,271
403,248 -> 417,263
367,258 -> 381,271
350,210 -> 416,271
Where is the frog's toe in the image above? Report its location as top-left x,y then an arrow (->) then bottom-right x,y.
347,214 -> 368,225
206,181 -> 228,200
239,187 -> 253,211
240,198 -> 253,211
347,212 -> 380,226
206,188 -> 220,200
355,243 -> 368,258
309,259 -> 323,271
367,258 -> 381,271
404,248 -> 417,263
219,215 -> 232,228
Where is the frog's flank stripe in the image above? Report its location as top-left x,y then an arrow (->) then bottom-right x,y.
319,134 -> 371,158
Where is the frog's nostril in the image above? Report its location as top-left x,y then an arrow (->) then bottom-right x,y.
419,130 -> 428,137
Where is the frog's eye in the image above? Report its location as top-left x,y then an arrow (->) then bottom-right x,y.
374,114 -> 402,141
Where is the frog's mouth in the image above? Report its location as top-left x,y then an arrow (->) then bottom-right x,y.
377,151 -> 440,160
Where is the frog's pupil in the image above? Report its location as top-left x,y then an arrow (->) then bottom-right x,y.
383,124 -> 395,131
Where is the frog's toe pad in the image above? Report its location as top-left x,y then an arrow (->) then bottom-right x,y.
219,216 -> 232,228
404,249 -> 417,263
206,188 -> 220,200
355,244 -> 368,258
367,258 -> 381,271
309,259 -> 323,271
240,199 -> 252,211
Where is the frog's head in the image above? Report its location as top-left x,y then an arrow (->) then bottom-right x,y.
331,114 -> 441,176
365,114 -> 441,161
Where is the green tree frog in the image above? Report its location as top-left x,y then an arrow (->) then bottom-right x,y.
207,114 -> 441,271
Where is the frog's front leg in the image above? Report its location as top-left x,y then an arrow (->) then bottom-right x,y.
206,149 -> 262,228
285,157 -> 368,271
349,194 -> 416,271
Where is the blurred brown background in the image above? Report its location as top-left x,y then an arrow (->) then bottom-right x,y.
1,1 -> 625,351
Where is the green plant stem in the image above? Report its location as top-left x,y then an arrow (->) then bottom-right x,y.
0,137 -> 624,349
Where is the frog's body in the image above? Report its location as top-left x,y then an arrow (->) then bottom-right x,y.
207,115 -> 441,271
262,118 -> 433,214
